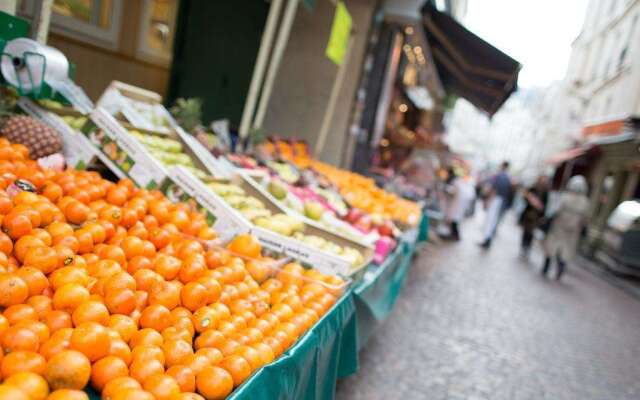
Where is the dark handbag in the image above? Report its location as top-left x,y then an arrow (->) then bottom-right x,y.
539,216 -> 554,234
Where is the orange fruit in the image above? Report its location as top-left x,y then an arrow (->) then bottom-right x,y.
0,273 -> 29,307
3,303 -> 37,324
0,384 -> 29,400
143,373 -> 180,400
148,280 -> 180,310
194,329 -> 225,350
105,288 -> 136,315
2,212 -> 32,239
1,325 -> 40,352
196,276 -> 222,304
43,310 -> 73,333
45,350 -> 90,390
108,314 -> 137,343
64,201 -> 89,224
129,328 -> 163,348
15,320 -> 50,343
263,336 -> 284,357
166,365 -> 196,393
39,334 -> 70,360
195,366 -> 234,399
4,371 -> 49,400
191,307 -> 218,333
227,234 -> 261,259
108,339 -> 132,365
251,342 -> 275,366
126,255 -> 152,274
154,254 -> 181,280
47,389 -> 88,400
131,344 -> 165,365
28,295 -> 53,319
181,282 -> 208,312
133,269 -> 162,292
1,351 -> 46,377
71,300 -> 110,326
52,283 -> 90,312
139,304 -> 171,331
90,355 -> 129,391
69,322 -> 110,362
196,347 -> 224,365
234,345 -> 262,370
182,353 -> 209,375
178,254 -> 207,284
23,245 -> 58,274
15,266 -> 49,296
109,388 -> 154,400
104,271 -> 136,293
129,358 -> 164,383
101,376 -> 141,400
162,339 -> 193,367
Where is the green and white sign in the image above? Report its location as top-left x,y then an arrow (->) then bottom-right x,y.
326,1 -> 351,66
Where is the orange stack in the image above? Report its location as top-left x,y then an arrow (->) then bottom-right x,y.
0,138 -> 342,400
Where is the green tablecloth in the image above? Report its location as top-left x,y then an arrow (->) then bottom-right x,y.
351,236 -> 416,350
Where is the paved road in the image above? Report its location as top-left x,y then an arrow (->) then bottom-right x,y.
336,214 -> 640,400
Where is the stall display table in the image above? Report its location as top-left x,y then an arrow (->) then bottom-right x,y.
88,215 -> 426,400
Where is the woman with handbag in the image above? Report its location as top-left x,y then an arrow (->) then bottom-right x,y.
542,175 -> 590,280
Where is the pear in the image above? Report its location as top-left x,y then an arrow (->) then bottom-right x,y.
268,180 -> 288,200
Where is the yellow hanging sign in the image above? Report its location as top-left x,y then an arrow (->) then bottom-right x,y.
325,1 -> 352,66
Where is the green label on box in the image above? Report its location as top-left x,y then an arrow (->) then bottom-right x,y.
326,1 -> 351,66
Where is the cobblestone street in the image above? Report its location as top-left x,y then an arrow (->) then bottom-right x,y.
336,214 -> 640,400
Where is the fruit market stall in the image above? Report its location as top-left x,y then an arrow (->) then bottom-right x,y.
0,16 -> 427,398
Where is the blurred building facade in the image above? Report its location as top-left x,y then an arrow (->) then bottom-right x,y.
564,0 -> 640,124
558,0 -> 640,254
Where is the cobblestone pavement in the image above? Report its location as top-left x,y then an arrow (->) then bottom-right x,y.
336,214 -> 640,400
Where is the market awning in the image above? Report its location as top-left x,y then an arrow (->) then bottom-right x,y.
420,2 -> 521,116
545,146 -> 588,165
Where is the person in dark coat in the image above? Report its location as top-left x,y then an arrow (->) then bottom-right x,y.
519,176 -> 549,259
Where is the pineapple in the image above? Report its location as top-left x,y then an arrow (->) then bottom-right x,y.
0,89 -> 62,159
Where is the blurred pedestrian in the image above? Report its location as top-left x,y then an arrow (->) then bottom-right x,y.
443,168 -> 469,240
480,161 -> 513,249
542,175 -> 589,280
519,176 -> 549,259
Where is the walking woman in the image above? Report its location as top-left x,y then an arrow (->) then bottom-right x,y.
519,176 -> 549,259
542,175 -> 589,280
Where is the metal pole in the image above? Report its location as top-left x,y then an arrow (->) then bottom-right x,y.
0,0 -> 17,14
32,0 -> 53,44
239,0 -> 284,139
371,31 -> 403,147
314,35 -> 354,158
252,0 -> 299,130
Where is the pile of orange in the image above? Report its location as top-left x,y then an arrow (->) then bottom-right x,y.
297,159 -> 421,226
0,138 -> 343,400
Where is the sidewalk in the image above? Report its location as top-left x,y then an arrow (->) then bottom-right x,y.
336,212 -> 640,400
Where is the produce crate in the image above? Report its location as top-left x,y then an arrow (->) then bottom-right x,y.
246,173 -> 379,247
97,80 -> 231,178
81,107 -> 168,188
16,97 -> 97,169
201,172 -> 372,277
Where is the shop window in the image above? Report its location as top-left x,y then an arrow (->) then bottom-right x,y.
136,0 -> 178,65
19,0 -> 123,49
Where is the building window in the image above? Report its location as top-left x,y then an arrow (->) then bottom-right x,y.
619,14 -> 638,68
19,0 -> 123,50
136,0 -> 178,65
